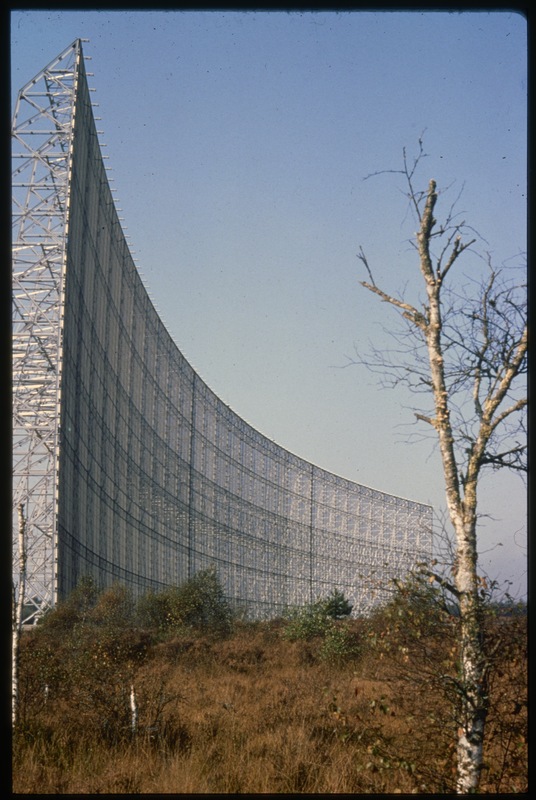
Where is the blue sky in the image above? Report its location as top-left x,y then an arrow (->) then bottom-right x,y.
11,10 -> 527,595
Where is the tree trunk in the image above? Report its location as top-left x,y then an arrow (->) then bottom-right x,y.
12,503 -> 27,726
415,182 -> 487,792
453,515 -> 488,792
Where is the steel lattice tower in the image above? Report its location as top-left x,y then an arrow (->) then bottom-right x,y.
12,41 -> 84,620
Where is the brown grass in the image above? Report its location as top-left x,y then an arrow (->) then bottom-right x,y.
13,615 -> 527,794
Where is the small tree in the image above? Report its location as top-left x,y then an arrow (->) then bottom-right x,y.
318,589 -> 353,619
354,141 -> 527,792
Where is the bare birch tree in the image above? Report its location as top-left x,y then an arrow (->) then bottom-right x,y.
12,503 -> 27,726
355,142 -> 527,793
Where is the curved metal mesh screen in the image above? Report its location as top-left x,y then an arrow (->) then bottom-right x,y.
14,41 -> 433,619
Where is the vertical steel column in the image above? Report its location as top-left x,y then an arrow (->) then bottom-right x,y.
309,463 -> 314,604
187,371 -> 197,579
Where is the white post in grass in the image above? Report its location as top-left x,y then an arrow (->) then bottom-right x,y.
130,684 -> 138,735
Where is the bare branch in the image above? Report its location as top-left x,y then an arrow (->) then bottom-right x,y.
415,412 -> 437,428
438,234 -> 476,282
488,396 -> 527,433
481,444 -> 527,472
416,180 -> 438,282
356,246 -> 376,287
418,567 -> 461,599
360,281 -> 428,330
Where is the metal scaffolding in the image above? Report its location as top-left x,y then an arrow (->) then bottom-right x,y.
12,41 -> 83,621
12,40 -> 433,621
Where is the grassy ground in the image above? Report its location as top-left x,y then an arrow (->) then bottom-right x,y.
13,600 -> 527,794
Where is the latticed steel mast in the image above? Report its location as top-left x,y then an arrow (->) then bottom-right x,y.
12,40 -> 84,620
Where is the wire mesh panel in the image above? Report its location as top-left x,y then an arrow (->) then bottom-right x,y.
13,40 -> 433,621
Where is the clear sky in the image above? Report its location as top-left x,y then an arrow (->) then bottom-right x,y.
11,10 -> 527,596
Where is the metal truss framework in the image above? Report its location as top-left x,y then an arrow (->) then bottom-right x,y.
12,41 -> 84,621
12,40 -> 433,621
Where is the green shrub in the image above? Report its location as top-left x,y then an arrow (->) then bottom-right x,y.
316,589 -> 353,619
137,567 -> 232,634
282,590 -> 358,663
283,589 -> 353,642
283,604 -> 331,641
319,622 -> 359,664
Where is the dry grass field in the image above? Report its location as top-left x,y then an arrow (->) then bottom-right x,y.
12,577 -> 527,794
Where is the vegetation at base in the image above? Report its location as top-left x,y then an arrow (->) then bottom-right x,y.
282,590 -> 358,663
13,571 -> 527,794
137,567 -> 233,634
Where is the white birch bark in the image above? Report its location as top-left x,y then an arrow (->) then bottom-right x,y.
418,183 -> 487,791
12,503 -> 27,726
130,684 -> 138,735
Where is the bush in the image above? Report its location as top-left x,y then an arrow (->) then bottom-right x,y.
283,604 -> 331,642
137,568 -> 233,634
17,581 -> 154,743
283,589 -> 353,641
319,622 -> 359,664
88,583 -> 135,627
282,590 -> 358,663
37,575 -> 99,631
317,589 -> 353,619
367,570 -> 459,637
